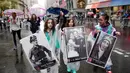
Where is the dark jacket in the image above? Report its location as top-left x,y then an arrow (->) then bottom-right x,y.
30,20 -> 39,33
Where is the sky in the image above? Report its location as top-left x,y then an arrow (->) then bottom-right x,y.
38,0 -> 47,9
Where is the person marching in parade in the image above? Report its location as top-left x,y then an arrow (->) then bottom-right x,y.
60,18 -> 80,73
10,12 -> 21,49
44,18 -> 60,73
91,13 -> 120,73
29,14 -> 40,34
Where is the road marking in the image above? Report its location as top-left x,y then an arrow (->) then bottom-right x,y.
124,55 -> 129,57
113,50 -> 124,55
126,52 -> 130,55
113,48 -> 130,57
114,48 -> 125,52
115,48 -> 130,54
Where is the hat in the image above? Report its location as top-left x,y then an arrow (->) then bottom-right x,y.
30,35 -> 37,43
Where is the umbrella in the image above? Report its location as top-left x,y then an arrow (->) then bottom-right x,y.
29,4 -> 46,17
29,8 -> 46,17
4,9 -> 24,16
47,7 -> 69,15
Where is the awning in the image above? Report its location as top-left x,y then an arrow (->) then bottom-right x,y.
85,0 -> 130,9
98,1 -> 110,8
98,0 -> 130,8
110,0 -> 130,7
91,3 -> 100,9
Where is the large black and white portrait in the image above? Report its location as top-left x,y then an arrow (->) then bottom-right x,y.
87,31 -> 117,68
64,26 -> 87,62
20,31 -> 57,71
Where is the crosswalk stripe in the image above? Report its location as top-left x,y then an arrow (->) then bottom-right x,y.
114,48 -> 124,52
113,50 -> 124,55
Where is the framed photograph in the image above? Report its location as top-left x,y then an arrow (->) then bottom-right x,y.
20,31 -> 57,71
64,26 -> 87,63
87,31 -> 117,68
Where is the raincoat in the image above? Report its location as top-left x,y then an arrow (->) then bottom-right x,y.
45,25 -> 60,73
60,28 -> 80,73
95,23 -> 116,67
88,23 -> 116,70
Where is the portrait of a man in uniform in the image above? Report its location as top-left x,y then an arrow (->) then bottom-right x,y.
29,35 -> 52,70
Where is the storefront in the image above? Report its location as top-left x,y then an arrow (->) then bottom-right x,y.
85,0 -> 130,12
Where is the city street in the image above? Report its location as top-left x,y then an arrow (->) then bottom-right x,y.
0,25 -> 130,73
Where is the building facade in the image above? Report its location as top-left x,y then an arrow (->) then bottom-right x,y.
65,0 -> 87,12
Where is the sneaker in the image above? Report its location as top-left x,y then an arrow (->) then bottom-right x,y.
72,70 -> 76,73
67,68 -> 71,73
107,71 -> 112,73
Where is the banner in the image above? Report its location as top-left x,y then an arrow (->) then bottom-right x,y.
87,31 -> 117,68
20,31 -> 57,71
64,26 -> 87,63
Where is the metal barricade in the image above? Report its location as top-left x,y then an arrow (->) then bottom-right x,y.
110,18 -> 130,28
120,18 -> 130,27
75,17 -> 130,29
75,18 -> 98,26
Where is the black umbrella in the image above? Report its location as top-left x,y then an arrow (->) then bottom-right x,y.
47,7 -> 69,15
